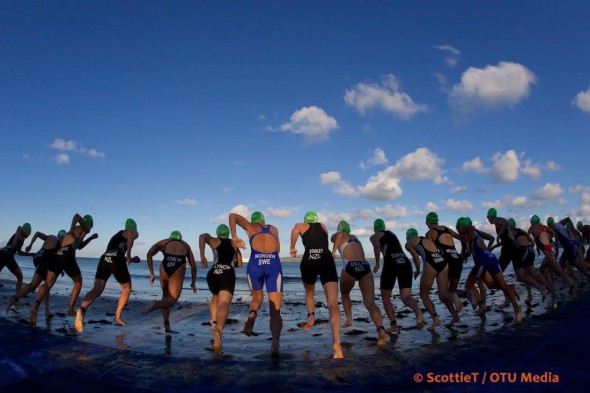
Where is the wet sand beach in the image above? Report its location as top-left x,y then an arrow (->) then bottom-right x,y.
1,258 -> 590,392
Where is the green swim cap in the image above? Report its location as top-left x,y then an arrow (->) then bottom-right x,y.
547,217 -> 555,227
216,224 -> 229,238
508,218 -> 516,229
374,218 -> 385,232
22,223 -> 31,234
426,212 -> 439,225
530,215 -> 540,224
406,228 -> 418,240
83,214 -> 94,228
456,217 -> 469,229
170,230 -> 182,240
337,220 -> 350,234
57,230 -> 67,239
251,211 -> 265,224
125,218 -> 137,231
487,208 -> 497,218
464,217 -> 473,226
304,211 -> 318,224
577,221 -> 584,231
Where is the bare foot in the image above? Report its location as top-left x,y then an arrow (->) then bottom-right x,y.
446,314 -> 459,327
303,313 -> 315,332
68,308 -> 76,317
271,340 -> 280,358
29,303 -> 39,327
7,295 -> 17,311
114,316 -> 127,326
209,320 -> 217,333
416,318 -> 426,330
453,294 -> 464,313
332,343 -> 344,359
212,329 -> 222,352
164,320 -> 171,333
141,300 -> 157,315
427,316 -> 441,333
243,316 -> 256,336
74,308 -> 84,333
514,307 -> 523,325
377,327 -> 387,347
388,322 -> 400,335
45,310 -> 54,318
341,320 -> 352,329
477,304 -> 488,316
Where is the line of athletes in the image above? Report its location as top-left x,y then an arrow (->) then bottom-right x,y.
2,209 -> 589,359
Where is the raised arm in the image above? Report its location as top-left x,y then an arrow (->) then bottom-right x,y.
229,213 -> 249,250
198,233 -> 213,268
26,231 -> 48,252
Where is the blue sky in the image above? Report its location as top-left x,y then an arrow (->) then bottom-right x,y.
1,1 -> 589,259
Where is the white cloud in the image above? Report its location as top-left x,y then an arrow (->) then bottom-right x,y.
48,138 -> 106,160
532,183 -> 563,200
375,204 -> 408,219
521,159 -> 541,179
360,148 -> 389,169
393,147 -> 447,183
425,202 -> 439,211
358,167 -> 403,200
481,200 -> 502,210
344,74 -> 429,119
444,198 -> 473,212
546,161 -> 560,171
511,196 -> 529,207
266,207 -> 295,219
229,204 -> 251,218
491,150 -> 520,183
279,106 -> 339,143
433,44 -> 461,68
572,85 -> 590,113
451,185 -> 467,193
449,61 -> 537,113
56,153 -> 70,165
319,171 -> 357,197
461,156 -> 487,173
176,198 -> 198,205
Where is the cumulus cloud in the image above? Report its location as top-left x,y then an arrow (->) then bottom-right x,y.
344,74 -> 429,119
360,148 -> 389,169
425,202 -> 439,212
572,85 -> 590,113
266,207 -> 295,219
434,44 -> 461,68
176,198 -> 198,205
279,106 -> 339,143
358,168 -> 403,200
56,153 -> 70,165
451,185 -> 468,193
522,159 -> 541,179
444,198 -> 473,212
546,161 -> 560,171
375,204 -> 408,219
511,196 -> 529,207
319,171 -> 357,197
48,138 -> 106,161
491,150 -> 520,183
461,156 -> 487,174
532,183 -> 563,200
449,61 -> 537,114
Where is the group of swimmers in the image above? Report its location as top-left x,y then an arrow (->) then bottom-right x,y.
2,209 -> 589,359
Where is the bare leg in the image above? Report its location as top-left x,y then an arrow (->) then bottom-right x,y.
31,271 -> 58,327
436,268 -> 458,326
212,290 -> 233,352
493,272 -> 522,324
75,279 -> 107,333
323,281 -> 342,359
243,289 -> 263,336
302,283 -> 316,331
268,291 -> 283,358
359,273 -> 386,346
209,294 -> 219,332
419,265 -> 441,332
8,273 -> 44,310
400,287 -> 424,329
380,288 -> 398,331
68,275 -> 83,316
339,273 -> 355,328
114,281 -> 131,326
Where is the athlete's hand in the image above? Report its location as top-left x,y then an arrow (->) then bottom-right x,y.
414,270 -> 420,279
25,245 -> 32,253
149,273 -> 155,285
373,262 -> 380,273
290,247 -> 297,257
234,238 -> 247,250
192,282 -> 197,293
201,257 -> 208,269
